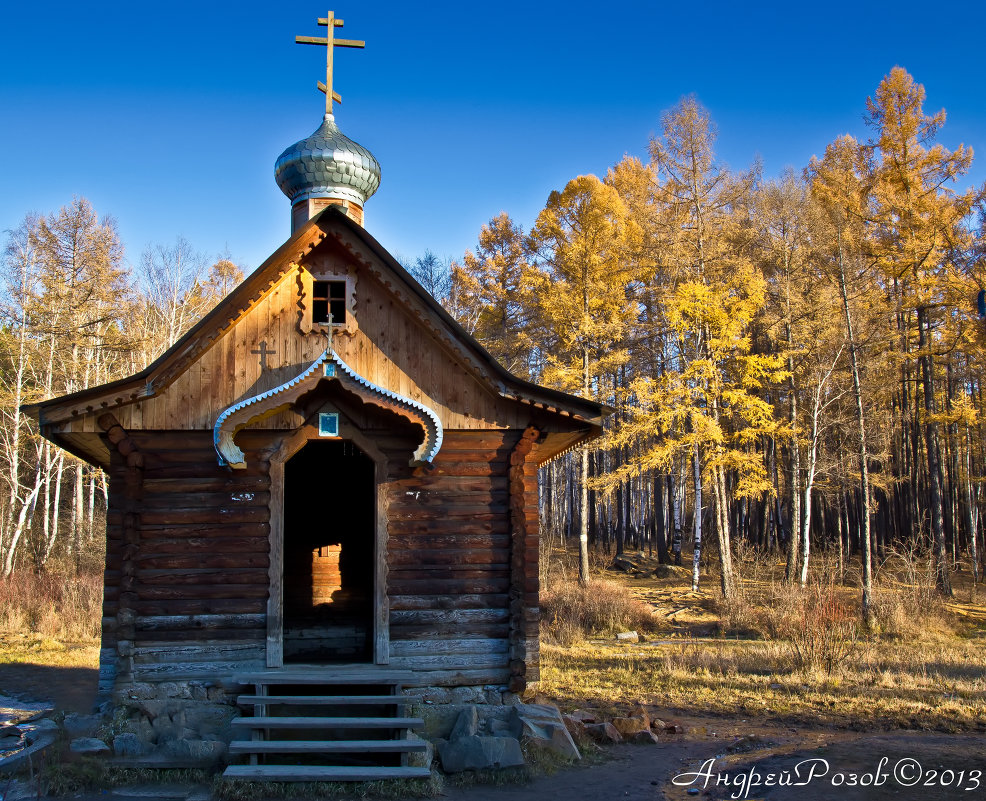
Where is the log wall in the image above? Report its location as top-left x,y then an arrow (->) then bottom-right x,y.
101,427 -> 539,692
107,431 -> 271,685
384,430 -> 522,688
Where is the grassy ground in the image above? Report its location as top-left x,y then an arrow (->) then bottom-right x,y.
2,550 -> 983,734
539,549 -> 986,733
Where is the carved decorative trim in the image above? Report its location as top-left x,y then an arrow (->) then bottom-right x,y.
214,342 -> 442,469
296,262 -> 358,338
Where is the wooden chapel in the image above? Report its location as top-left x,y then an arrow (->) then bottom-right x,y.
24,12 -> 604,779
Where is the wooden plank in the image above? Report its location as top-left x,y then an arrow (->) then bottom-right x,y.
387,507 -> 506,521
134,599 -> 266,616
387,578 -> 510,595
230,716 -> 423,729
136,524 -> 271,539
389,594 -> 508,610
267,458 -> 284,669
133,643 -> 265,663
398,668 -> 511,687
389,638 -> 507,657
390,623 -> 508,640
236,695 -> 421,705
389,609 -> 507,626
389,653 -> 508,671
131,660 -> 265,680
138,491 -> 271,507
138,568 -> 269,584
135,554 -> 269,569
141,476 -> 270,493
228,739 -> 427,754
136,613 -> 266,631
387,520 -> 509,535
388,548 -> 509,567
222,765 -> 430,782
135,537 -> 269,554
135,628 -> 266,642
138,508 -> 269,525
234,669 -> 415,683
374,467 -> 389,666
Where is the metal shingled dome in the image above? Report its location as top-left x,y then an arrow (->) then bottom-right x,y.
274,114 -> 381,206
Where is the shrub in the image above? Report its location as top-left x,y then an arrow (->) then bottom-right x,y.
0,565 -> 102,641
541,576 -> 658,646
762,581 -> 860,675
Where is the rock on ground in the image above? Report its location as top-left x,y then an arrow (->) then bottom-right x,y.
437,735 -> 525,773
70,737 -> 110,756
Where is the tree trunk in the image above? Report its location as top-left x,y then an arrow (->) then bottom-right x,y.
836,243 -> 875,623
578,446 -> 590,583
691,442 -> 702,591
917,305 -> 952,596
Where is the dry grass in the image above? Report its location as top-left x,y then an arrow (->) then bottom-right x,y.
0,564 -> 102,668
0,565 -> 102,643
539,547 -> 986,732
540,575 -> 660,646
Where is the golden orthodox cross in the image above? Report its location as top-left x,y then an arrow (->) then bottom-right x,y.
295,11 -> 366,116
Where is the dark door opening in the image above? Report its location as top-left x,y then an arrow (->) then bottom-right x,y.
283,439 -> 375,663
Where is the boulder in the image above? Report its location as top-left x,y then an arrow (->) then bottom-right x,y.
181,705 -> 236,737
611,716 -> 649,737
609,555 -> 638,573
584,722 -> 623,744
405,732 -> 434,769
63,713 -> 102,737
162,738 -> 226,762
510,703 -> 580,762
631,729 -> 661,745
70,737 -> 110,756
654,564 -> 691,579
23,719 -> 59,744
616,631 -> 639,643
0,725 -> 22,737
437,735 -> 525,773
561,715 -> 587,740
449,687 -> 484,704
449,706 -> 479,740
0,735 -> 22,750
113,733 -> 148,757
419,687 -> 454,705
568,708 -> 599,723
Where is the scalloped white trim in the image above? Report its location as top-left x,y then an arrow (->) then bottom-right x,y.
213,347 -> 442,469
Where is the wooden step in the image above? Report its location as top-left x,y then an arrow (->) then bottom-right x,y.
234,670 -> 414,686
231,716 -> 423,729
237,695 -> 421,706
228,739 -> 428,754
223,764 -> 431,782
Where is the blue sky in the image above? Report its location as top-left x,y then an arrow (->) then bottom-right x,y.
2,1 -> 985,272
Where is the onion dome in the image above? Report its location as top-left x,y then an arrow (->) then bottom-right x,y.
275,113 -> 381,230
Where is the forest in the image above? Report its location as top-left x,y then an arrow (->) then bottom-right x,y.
1,67 -> 983,623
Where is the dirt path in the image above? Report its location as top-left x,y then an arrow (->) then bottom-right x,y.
3,657 -> 982,801
0,661 -> 98,716
440,716 -> 986,801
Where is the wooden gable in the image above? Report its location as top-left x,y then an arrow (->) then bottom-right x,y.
29,207 -> 603,469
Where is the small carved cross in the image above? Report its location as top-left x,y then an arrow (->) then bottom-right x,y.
295,10 -> 366,116
251,340 -> 276,371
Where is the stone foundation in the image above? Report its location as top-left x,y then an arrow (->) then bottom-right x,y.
111,681 -> 238,764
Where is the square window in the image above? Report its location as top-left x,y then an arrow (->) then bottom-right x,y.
318,412 -> 339,437
313,280 -> 346,325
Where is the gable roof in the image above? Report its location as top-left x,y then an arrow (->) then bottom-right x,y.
24,207 -> 607,446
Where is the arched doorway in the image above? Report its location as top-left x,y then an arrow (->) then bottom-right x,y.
281,439 -> 375,663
